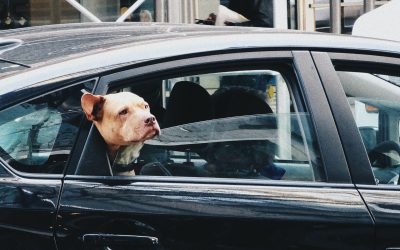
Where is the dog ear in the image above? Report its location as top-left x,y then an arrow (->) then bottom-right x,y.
81,93 -> 105,121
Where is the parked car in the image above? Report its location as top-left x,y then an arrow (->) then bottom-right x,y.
0,23 -> 399,250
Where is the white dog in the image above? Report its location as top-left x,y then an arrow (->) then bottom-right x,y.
81,92 -> 160,176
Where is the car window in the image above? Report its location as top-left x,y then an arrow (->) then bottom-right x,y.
0,80 -> 95,174
109,69 -> 325,182
337,71 -> 400,185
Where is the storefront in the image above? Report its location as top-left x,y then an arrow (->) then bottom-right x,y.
0,0 -> 392,34
0,0 -> 157,28
0,0 -> 31,29
0,0 -> 284,29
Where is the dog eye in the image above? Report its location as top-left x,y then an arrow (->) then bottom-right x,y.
119,109 -> 128,115
144,104 -> 149,109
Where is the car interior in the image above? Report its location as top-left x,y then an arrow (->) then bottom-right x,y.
338,71 -> 400,185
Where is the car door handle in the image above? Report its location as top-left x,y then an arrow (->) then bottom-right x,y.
83,233 -> 159,248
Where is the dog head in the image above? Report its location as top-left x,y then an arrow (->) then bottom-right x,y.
81,92 -> 160,148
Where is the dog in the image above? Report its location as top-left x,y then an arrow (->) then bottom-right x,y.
81,92 -> 160,176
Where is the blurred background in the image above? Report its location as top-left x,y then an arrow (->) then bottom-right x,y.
0,0 -> 392,34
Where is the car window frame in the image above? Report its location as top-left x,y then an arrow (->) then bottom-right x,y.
313,51 -> 400,185
67,50 -> 352,185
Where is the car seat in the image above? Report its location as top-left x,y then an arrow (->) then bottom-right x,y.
212,86 -> 273,118
368,140 -> 400,167
368,140 -> 400,184
163,81 -> 213,128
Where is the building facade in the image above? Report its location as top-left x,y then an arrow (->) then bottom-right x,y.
0,0 -> 392,34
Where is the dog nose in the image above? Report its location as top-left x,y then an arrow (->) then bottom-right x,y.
145,116 -> 156,125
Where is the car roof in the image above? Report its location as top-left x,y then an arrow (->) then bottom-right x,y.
0,22 -> 288,67
0,22 -> 400,97
2,22 -> 400,65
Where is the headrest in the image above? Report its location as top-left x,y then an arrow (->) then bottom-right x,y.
212,86 -> 273,119
163,81 -> 213,128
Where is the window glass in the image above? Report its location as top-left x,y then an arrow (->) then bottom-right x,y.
108,69 -> 324,182
337,71 -> 400,185
0,80 -> 94,174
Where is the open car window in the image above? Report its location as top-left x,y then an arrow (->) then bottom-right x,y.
105,68 -> 325,182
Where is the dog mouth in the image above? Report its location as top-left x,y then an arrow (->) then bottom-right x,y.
126,121 -> 160,144
151,125 -> 161,137
143,123 -> 161,139
128,129 -> 159,144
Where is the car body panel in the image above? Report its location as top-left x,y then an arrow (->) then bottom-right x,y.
0,163 -> 60,250
57,179 -> 373,250
357,186 -> 400,250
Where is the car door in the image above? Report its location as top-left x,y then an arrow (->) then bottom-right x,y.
312,51 -> 400,250
0,79 -> 95,250
0,167 -> 60,250
56,51 -> 374,250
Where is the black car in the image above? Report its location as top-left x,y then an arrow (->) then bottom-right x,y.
0,23 -> 399,250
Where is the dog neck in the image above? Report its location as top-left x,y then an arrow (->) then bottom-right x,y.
106,143 -> 144,176
108,142 -> 144,166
